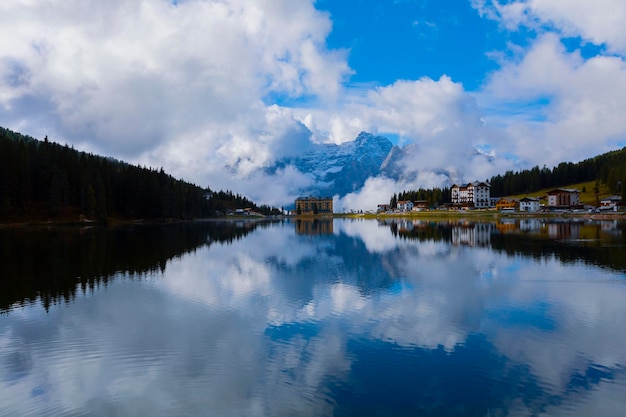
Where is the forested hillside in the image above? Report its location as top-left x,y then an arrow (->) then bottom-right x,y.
391,187 -> 451,208
391,146 -> 626,207
489,147 -> 626,198
0,127 -> 278,222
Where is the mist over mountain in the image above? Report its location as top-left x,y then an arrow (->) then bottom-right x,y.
266,132 -> 394,197
264,129 -> 479,206
379,143 -> 458,184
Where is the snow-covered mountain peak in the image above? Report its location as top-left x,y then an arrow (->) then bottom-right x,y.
267,132 -> 393,197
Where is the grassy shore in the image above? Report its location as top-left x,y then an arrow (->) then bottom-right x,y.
333,209 -> 625,221
506,180 -> 615,206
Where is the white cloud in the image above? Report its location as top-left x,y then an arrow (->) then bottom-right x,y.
481,33 -> 626,166
469,0 -> 626,167
472,0 -> 626,54
0,0 -> 350,170
336,177 -> 398,213
334,218 -> 400,252
299,76 -> 482,145
366,77 -> 476,140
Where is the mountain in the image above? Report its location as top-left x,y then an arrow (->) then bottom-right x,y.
379,145 -> 405,179
267,132 -> 393,197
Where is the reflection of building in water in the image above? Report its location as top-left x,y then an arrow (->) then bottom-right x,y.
295,196 -> 333,215
380,219 -> 433,239
496,219 -> 517,233
452,223 -> 494,246
295,218 -> 334,235
547,221 -> 580,240
396,219 -> 414,232
519,218 -> 543,231
600,220 -> 620,232
383,219 -> 430,233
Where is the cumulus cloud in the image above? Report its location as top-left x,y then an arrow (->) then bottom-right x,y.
300,76 -> 484,145
465,0 -> 626,173
472,0 -> 626,54
0,0 -> 350,176
481,33 -> 626,166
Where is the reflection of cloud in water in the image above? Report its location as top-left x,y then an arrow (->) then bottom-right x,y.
1,220 -> 626,416
334,219 -> 400,253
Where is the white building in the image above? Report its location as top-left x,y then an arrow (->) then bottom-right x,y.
397,200 -> 414,212
451,182 -> 491,208
600,195 -> 622,211
519,197 -> 541,212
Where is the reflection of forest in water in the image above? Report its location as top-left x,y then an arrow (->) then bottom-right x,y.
0,220 -> 280,312
384,218 -> 626,272
4,218 -> 625,312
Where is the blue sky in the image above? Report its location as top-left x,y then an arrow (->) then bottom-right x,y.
317,0 -> 500,90
1,0 -> 626,208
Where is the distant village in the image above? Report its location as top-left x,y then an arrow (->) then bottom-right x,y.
377,181 -> 623,214
232,181 -> 624,217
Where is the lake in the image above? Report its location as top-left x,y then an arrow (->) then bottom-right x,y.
1,218 -> 625,416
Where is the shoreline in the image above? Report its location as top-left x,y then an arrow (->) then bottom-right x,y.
333,210 -> 626,221
2,211 -> 624,228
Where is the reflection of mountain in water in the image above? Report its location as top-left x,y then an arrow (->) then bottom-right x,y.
0,220 -> 278,311
285,226 -> 397,297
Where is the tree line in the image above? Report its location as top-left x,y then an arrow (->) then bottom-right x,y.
489,147 -> 626,198
389,146 -> 626,206
0,126 -> 280,222
390,187 -> 451,208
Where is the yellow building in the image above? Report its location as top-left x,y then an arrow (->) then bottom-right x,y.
295,196 -> 333,215
495,198 -> 519,211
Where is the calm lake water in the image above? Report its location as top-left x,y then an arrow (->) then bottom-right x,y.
1,218 -> 626,416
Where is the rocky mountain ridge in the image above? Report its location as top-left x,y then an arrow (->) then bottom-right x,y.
267,132 -> 394,197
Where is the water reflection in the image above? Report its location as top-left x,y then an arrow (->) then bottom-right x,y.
1,218 -> 625,416
295,218 -> 334,235
383,218 -> 626,271
0,220 -> 276,311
